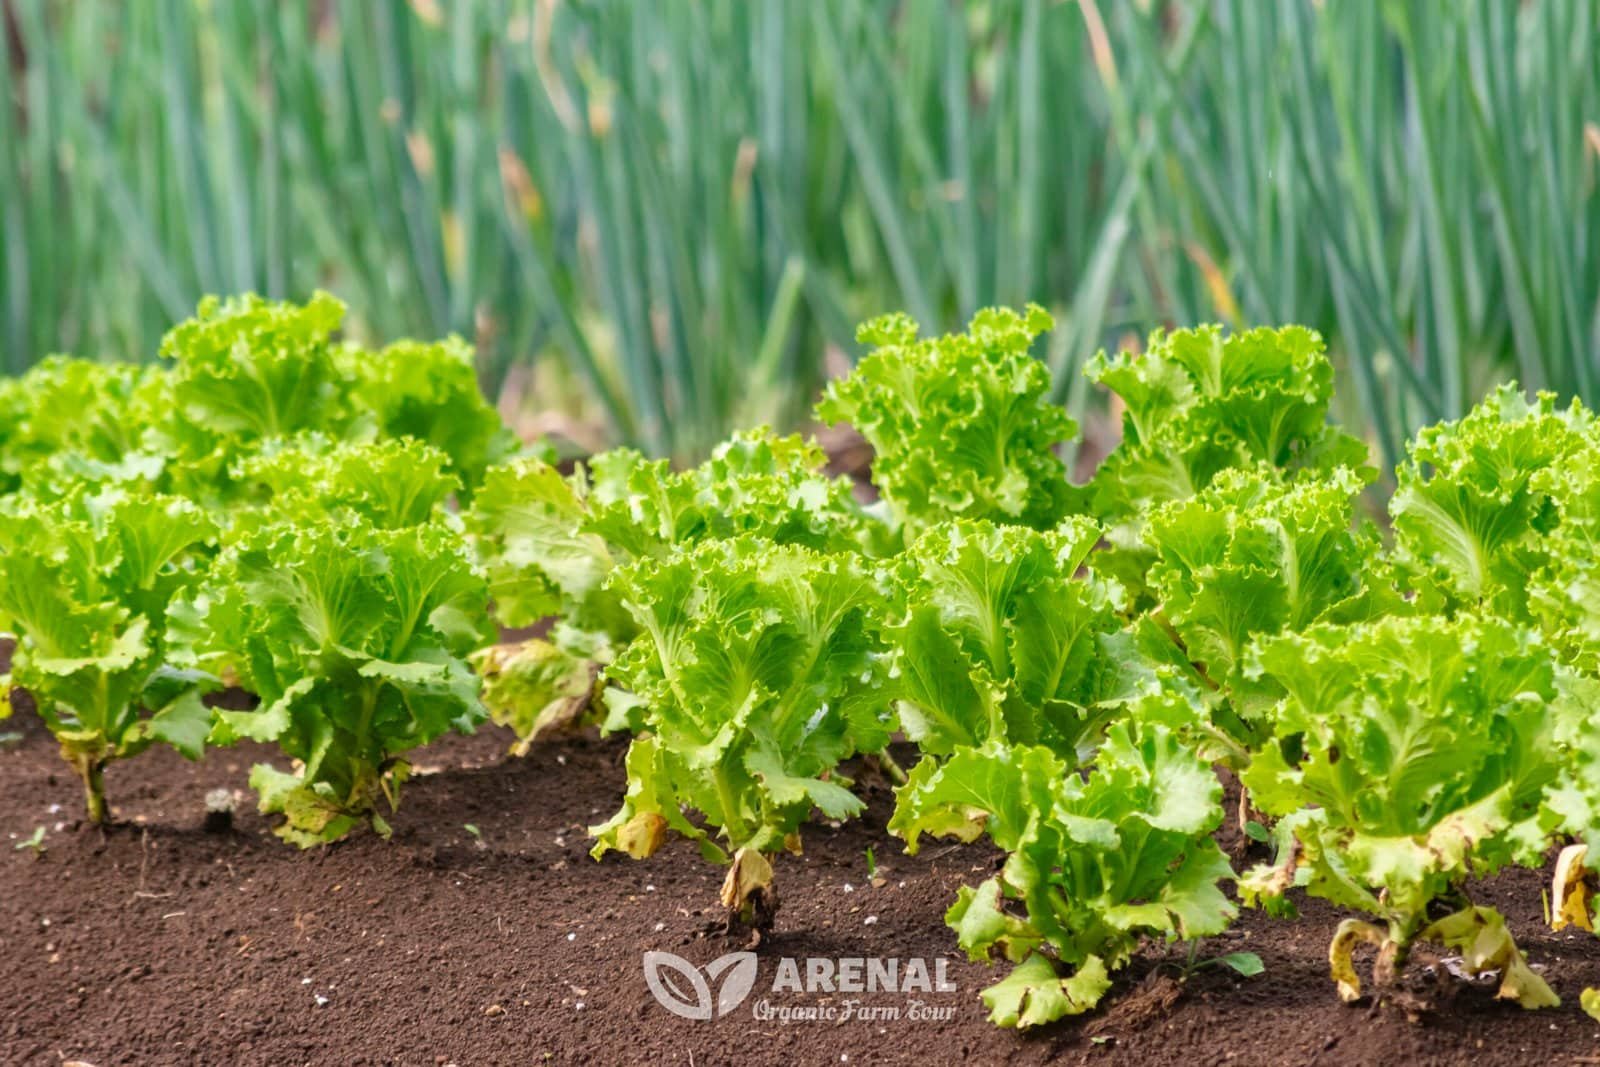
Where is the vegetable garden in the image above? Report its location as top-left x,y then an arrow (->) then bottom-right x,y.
7,293 -> 1600,1064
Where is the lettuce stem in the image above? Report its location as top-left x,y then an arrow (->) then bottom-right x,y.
81,759 -> 106,825
713,762 -> 749,847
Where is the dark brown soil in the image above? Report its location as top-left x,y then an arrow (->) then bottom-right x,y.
5,710 -> 1600,1067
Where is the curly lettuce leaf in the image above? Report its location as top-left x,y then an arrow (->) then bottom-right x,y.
468,456 -> 619,630
336,336 -> 516,492
817,305 -> 1082,531
150,293 -> 524,510
1390,385 -> 1594,619
0,357 -> 169,496
158,292 -> 353,487
885,516 -> 1132,763
582,430 -> 887,560
471,429 -> 878,627
1523,443 -> 1600,673
468,430 -> 883,744
470,636 -> 601,754
234,436 -> 460,531
1140,466 -> 1393,749
1090,324 -> 1368,518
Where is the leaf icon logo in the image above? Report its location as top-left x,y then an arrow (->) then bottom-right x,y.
643,951 -> 759,1020
707,952 -> 759,1016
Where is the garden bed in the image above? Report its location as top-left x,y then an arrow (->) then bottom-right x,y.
4,708 -> 1599,1067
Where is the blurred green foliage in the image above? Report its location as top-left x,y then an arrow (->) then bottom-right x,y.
1,0 -> 1596,464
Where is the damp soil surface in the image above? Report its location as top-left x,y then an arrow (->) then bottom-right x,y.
4,709 -> 1600,1067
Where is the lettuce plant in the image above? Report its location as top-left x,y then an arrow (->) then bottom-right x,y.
0,293 -> 522,843
335,336 -> 516,493
1525,445 -> 1600,891
1240,615 -> 1565,1007
467,429 -> 881,748
0,356 -> 168,496
882,516 -> 1123,763
0,487 -> 217,822
880,516 -> 1236,1026
589,538 -> 893,921
816,305 -> 1081,532
1087,325 -> 1369,602
158,293 -> 519,503
1390,384 -> 1594,621
173,516 -> 492,845
1089,324 -> 1368,520
157,292 -> 355,499
1528,444 -> 1600,673
892,722 -> 1235,1027
1388,390 -> 1600,933
1139,466 -> 1391,757
464,455 -> 626,748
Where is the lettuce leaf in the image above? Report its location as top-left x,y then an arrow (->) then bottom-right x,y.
0,356 -> 169,497
157,292 -> 354,499
335,336 -> 516,492
1090,324 -> 1368,519
1524,440 -> 1600,673
816,306 -> 1082,531
1390,384 -> 1594,620
468,429 -> 883,746
884,516 -> 1126,762
470,636 -> 600,756
233,436 -> 460,531
1141,466 -> 1393,750
1087,325 -> 1368,601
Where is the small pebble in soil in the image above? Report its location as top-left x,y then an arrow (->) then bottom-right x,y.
202,806 -> 234,835
313,994 -> 329,1007
566,932 -> 576,941
863,916 -> 877,925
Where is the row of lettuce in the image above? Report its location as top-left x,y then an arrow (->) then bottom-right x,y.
6,296 -> 1600,1027
0,293 -> 517,841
